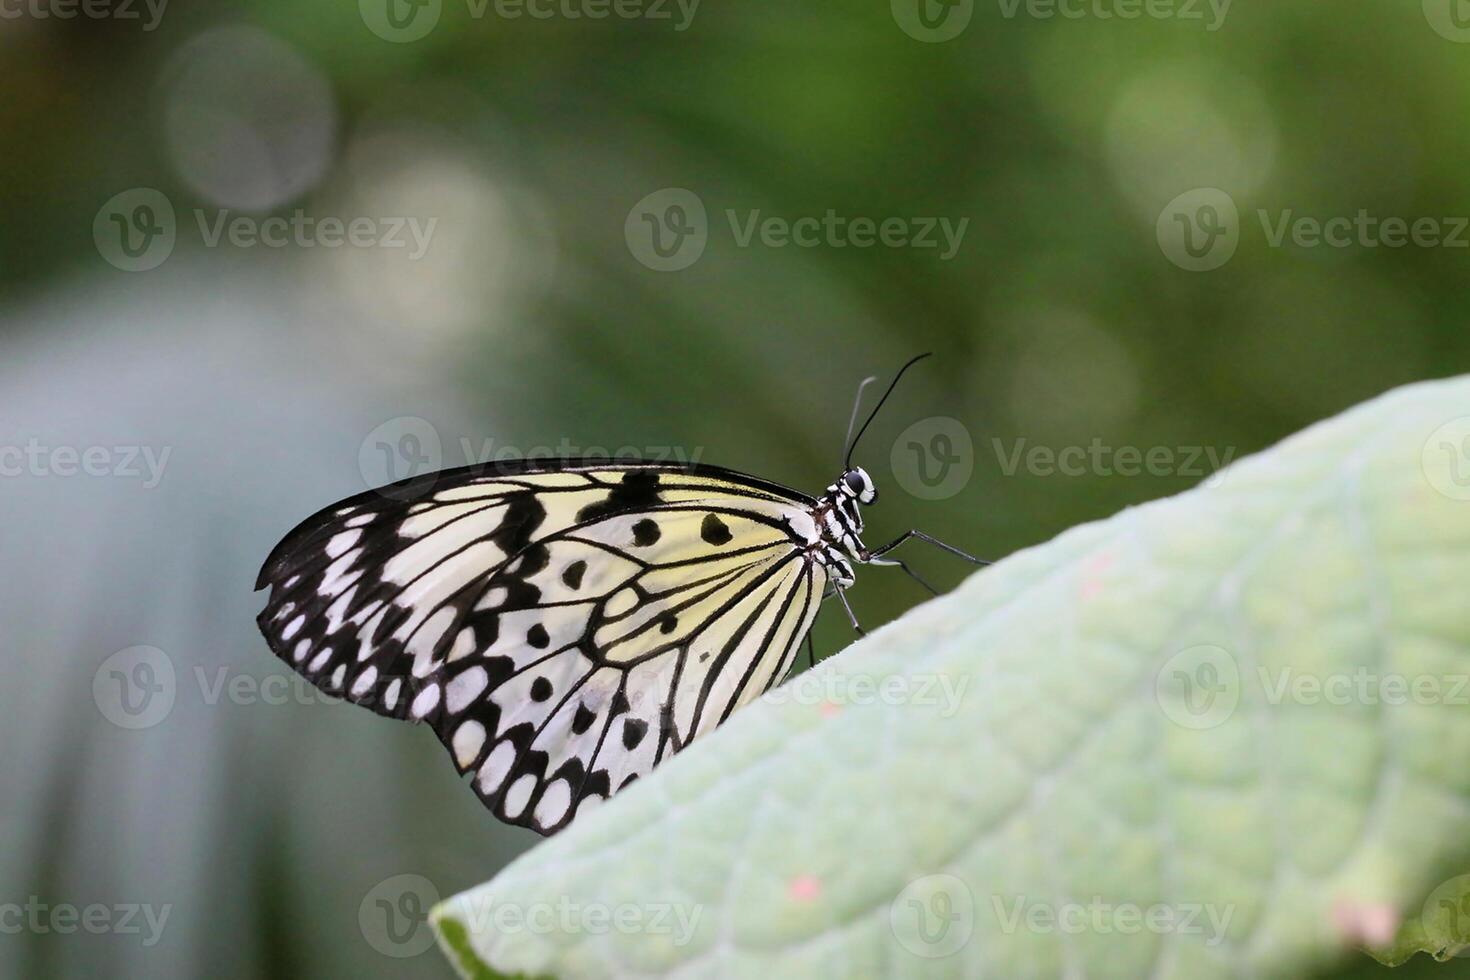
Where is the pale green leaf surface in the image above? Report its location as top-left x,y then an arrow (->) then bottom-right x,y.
434,376 -> 1470,979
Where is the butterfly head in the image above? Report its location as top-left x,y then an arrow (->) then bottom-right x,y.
839,466 -> 878,505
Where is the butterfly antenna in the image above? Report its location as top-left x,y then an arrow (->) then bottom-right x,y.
840,375 -> 880,470
843,352 -> 932,470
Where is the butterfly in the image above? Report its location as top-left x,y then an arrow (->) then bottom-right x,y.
254,354 -> 982,834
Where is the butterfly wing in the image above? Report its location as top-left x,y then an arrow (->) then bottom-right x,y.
255,460 -> 826,833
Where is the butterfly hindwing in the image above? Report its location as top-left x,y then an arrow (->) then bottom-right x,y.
256,459 -> 826,833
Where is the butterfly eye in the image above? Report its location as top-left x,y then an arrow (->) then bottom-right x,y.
843,467 -> 877,503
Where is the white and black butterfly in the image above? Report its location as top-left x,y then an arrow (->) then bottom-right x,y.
255,354 -> 981,834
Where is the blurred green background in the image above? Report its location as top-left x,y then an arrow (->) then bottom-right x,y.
4,0 -> 1470,977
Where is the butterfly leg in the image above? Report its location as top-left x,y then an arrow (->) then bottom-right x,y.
867,555 -> 940,596
866,529 -> 990,566
804,631 -> 817,670
833,586 -> 865,637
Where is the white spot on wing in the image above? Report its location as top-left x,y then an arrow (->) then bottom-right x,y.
533,779 -> 572,828
476,741 -> 517,795
446,667 -> 488,714
326,529 -> 361,558
452,721 -> 486,768
351,666 -> 378,697
502,773 -> 537,819
449,627 -> 477,662
411,683 -> 441,718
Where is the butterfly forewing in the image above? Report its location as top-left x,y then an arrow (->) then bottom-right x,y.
255,460 -> 825,834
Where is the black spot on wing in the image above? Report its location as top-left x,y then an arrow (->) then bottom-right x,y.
700,513 -> 733,545
622,717 -> 648,749
575,470 -> 662,523
562,560 -> 586,589
631,518 -> 661,546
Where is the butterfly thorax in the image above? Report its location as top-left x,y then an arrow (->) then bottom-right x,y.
806,465 -> 879,587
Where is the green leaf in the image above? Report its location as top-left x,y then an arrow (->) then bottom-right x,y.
433,376 -> 1470,979
1364,873 -> 1470,966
